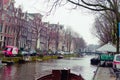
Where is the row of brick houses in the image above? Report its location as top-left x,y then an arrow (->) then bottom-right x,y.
0,0 -> 84,52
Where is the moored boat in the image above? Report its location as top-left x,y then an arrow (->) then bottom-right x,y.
2,60 -> 14,65
37,69 -> 84,80
57,55 -> 64,59
0,60 -> 6,68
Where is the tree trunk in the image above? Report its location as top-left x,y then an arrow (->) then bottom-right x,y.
115,11 -> 120,53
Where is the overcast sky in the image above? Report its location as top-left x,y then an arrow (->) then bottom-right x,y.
14,0 -> 99,45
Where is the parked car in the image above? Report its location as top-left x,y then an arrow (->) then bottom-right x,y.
21,51 -> 29,56
29,50 -> 37,56
64,51 -> 70,54
56,51 -> 64,55
113,54 -> 120,69
3,46 -> 18,56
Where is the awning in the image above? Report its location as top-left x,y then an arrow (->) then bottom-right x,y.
96,43 -> 116,53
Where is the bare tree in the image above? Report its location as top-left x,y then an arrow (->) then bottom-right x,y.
15,7 -> 23,48
47,28 -> 52,50
47,24 -> 59,51
92,11 -> 116,45
55,27 -> 59,51
72,32 -> 86,50
65,27 -> 74,52
31,13 -> 42,49
45,0 -> 120,53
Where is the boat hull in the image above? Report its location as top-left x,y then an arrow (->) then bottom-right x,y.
37,70 -> 84,80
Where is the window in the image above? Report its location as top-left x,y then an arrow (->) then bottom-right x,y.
1,36 -> 2,39
0,24 -> 2,32
0,36 -> 2,40
5,25 -> 7,33
0,3 -> 1,10
116,55 -> 120,61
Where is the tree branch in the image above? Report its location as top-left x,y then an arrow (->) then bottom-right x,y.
68,0 -> 114,11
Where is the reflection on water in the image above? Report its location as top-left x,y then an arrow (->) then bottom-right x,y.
0,55 -> 97,80
0,63 -> 36,80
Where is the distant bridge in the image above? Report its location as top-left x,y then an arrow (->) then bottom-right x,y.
78,51 -> 101,54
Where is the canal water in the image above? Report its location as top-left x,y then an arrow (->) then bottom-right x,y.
0,55 -> 97,80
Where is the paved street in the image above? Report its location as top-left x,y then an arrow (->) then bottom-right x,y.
93,67 -> 116,80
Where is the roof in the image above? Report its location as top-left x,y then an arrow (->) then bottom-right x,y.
28,13 -> 43,18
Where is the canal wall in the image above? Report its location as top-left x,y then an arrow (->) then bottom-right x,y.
0,54 -> 77,63
1,55 -> 58,63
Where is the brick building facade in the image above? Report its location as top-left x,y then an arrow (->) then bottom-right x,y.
0,0 -> 77,53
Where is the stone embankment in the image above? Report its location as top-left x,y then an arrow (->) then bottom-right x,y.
93,67 -> 116,80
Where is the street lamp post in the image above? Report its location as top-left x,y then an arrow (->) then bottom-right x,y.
116,10 -> 120,54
